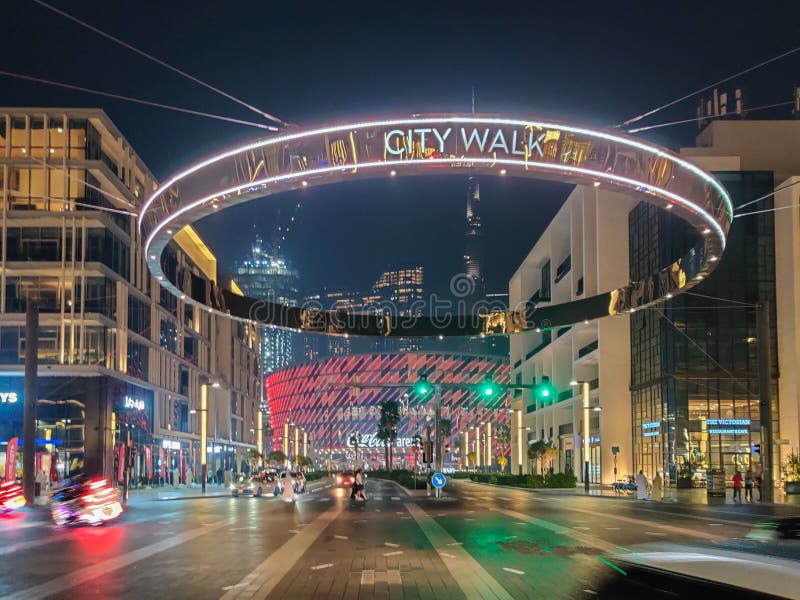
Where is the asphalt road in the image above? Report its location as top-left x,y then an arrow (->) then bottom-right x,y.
1,478 -> 798,599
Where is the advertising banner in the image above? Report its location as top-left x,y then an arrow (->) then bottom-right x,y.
159,447 -> 165,479
5,437 -> 18,480
145,446 -> 154,480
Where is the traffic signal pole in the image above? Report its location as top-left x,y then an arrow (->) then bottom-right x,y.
23,298 -> 38,507
434,384 -> 442,498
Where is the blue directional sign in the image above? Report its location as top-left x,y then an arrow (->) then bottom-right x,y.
431,473 -> 446,489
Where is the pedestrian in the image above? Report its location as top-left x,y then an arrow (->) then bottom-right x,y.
35,469 -> 47,497
355,469 -> 367,501
173,466 -> 181,488
635,469 -> 649,500
282,472 -> 297,503
185,467 -> 194,487
732,470 -> 743,502
216,467 -> 223,486
651,471 -> 664,502
744,469 -> 754,502
756,471 -> 763,501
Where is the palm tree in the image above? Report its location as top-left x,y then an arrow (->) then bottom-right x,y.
379,400 -> 401,470
527,440 -> 547,475
295,454 -> 313,472
376,423 -> 390,469
495,424 -> 510,472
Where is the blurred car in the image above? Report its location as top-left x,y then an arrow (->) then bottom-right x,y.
336,471 -> 355,488
230,475 -> 267,497
595,542 -> 800,598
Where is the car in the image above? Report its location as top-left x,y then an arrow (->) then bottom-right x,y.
230,475 -> 266,497
336,470 -> 355,488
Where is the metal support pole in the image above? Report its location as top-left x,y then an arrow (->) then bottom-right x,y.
583,381 -> 590,492
23,298 -> 38,506
201,383 -> 208,494
757,301 -> 775,503
434,385 -> 442,498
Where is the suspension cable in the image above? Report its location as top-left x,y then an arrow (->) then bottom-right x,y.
32,0 -> 287,127
0,70 -> 277,131
735,179 -> 800,212
627,100 -> 794,133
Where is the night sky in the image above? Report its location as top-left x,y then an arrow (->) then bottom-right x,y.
3,0 -> 798,297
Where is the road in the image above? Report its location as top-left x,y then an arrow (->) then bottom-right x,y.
1,477 -> 798,599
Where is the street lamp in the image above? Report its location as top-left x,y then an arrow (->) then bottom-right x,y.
190,380 -> 210,494
571,379 -> 600,492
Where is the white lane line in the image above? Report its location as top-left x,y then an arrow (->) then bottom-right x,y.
221,583 -> 247,591
387,570 -> 402,585
708,523 -> 724,527
383,551 -> 404,557
514,521 -> 527,525
391,496 -> 401,501
498,496 -> 513,501
406,503 -> 513,600
372,496 -> 383,500
645,531 -> 667,536
0,530 -> 73,556
400,516 -> 411,519
353,519 -> 367,523
384,542 -> 400,547
5,519 -> 229,600
360,570 -> 375,585
446,542 -> 463,546
466,510 -> 475,514
503,567 -> 525,575
437,513 -> 447,517
439,552 -> 456,558
219,503 -> 344,600
464,518 -> 475,521
574,526 -> 590,530
311,563 -> 333,570
605,527 -> 620,531
288,529 -> 300,534
333,535 -> 348,540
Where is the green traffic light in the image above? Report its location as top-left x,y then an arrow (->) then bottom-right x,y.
415,377 -> 432,395
483,386 -> 494,397
541,388 -> 550,398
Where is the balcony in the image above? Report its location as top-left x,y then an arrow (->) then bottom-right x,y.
530,288 -> 551,304
578,339 -> 598,358
555,255 -> 571,283
526,402 -> 537,413
525,330 -> 552,360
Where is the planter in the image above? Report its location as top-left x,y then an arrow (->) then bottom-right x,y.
785,481 -> 800,495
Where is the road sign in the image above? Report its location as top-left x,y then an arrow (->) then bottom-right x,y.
431,473 -> 446,489
611,446 -> 620,455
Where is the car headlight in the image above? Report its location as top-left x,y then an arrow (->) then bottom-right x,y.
247,484 -> 254,490
230,485 -> 236,490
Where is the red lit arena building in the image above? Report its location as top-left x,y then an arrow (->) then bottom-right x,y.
266,353 -> 510,470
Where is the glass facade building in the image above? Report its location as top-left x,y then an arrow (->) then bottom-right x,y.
629,171 -> 778,485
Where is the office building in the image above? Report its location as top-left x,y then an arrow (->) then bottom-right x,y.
509,187 -> 635,484
0,108 -> 261,484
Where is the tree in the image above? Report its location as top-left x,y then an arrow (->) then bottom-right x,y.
267,450 -> 286,467
542,443 -> 558,474
295,454 -> 313,472
379,400 -> 401,470
376,423 -> 390,469
497,455 -> 508,472
527,440 -> 547,475
466,451 -> 477,470
527,440 -> 557,475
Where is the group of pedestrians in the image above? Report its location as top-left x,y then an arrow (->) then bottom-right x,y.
349,469 -> 367,503
731,469 -> 761,502
634,470 -> 664,501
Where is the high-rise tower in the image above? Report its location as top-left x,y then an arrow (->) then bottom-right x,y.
464,177 -> 485,294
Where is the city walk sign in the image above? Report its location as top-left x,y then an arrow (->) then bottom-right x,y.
140,114 -> 732,338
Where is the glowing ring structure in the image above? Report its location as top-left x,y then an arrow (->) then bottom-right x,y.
140,114 -> 732,337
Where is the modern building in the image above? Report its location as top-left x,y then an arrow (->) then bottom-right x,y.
231,235 -> 300,381
302,265 -> 426,360
0,108 -> 262,485
508,187 -> 635,483
509,114 -> 800,490
265,352 -> 510,471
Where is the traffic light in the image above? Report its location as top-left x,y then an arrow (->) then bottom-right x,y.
536,376 -> 555,403
480,375 -> 499,397
415,374 -> 432,396
422,441 -> 433,464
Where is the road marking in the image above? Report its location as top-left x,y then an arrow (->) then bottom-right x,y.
360,570 -> 375,585
383,550 -> 404,556
0,531 -> 73,556
288,529 -> 300,534
466,510 -> 475,514
513,521 -> 527,525
391,496 -> 401,500
221,583 -> 247,591
463,495 -> 476,500
574,526 -> 590,530
400,516 -> 411,519
708,523 -> 724,526
5,519 -> 229,600
439,552 -> 456,558
311,563 -> 333,570
498,496 -> 513,501
219,503 -> 344,600
405,503 -> 513,600
645,531 -> 667,536
446,542 -> 463,546
384,542 -> 399,547
492,507 -> 618,553
333,535 -> 348,540
372,496 -> 383,500
465,518 -> 475,521
605,527 -> 620,531
353,519 -> 367,523
503,568 -> 525,575
437,513 -> 446,516
388,570 -> 402,585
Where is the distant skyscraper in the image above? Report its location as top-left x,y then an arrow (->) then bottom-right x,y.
232,236 -> 300,377
464,177 -> 485,295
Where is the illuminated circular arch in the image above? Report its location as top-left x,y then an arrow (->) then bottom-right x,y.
139,114 -> 732,337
